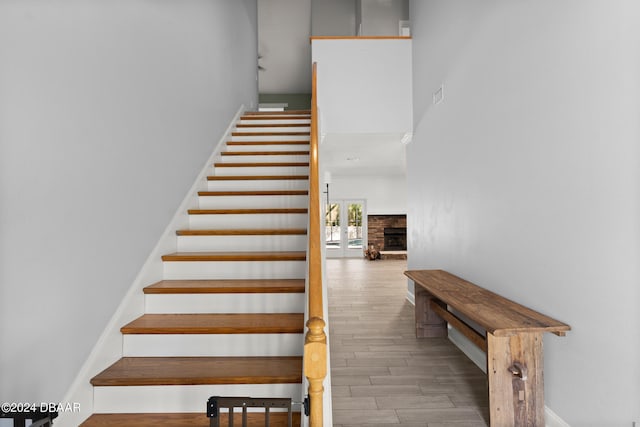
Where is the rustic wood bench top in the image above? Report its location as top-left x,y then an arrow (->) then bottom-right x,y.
405,269 -> 570,337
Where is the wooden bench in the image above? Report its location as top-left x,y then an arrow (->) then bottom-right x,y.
404,269 -> 570,427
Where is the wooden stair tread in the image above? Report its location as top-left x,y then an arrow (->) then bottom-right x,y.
221,151 -> 309,156
176,228 -> 307,236
236,123 -> 310,128
226,140 -> 310,146
241,114 -> 310,120
232,132 -> 310,136
81,412 -> 301,427
161,251 -> 306,262
188,208 -> 307,215
121,313 -> 304,334
144,279 -> 306,294
197,190 -> 308,196
214,162 -> 309,167
90,356 -> 303,386
244,110 -> 310,115
207,175 -> 309,181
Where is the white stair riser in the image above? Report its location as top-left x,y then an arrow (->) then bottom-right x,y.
163,260 -> 306,280
123,334 -> 303,357
235,126 -> 310,133
239,119 -> 310,125
230,135 -> 310,142
218,154 -> 309,163
198,195 -> 308,209
225,144 -> 310,152
145,293 -> 305,314
177,235 -> 307,252
189,214 -> 308,230
214,166 -> 309,176
206,179 -> 308,191
93,384 -> 302,413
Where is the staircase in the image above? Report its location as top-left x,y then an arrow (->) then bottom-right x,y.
80,110 -> 312,426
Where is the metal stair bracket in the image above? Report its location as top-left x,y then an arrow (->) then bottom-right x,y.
207,396 -> 293,427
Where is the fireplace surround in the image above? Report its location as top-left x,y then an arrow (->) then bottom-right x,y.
367,214 -> 407,251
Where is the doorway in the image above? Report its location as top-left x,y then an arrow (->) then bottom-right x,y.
325,199 -> 366,258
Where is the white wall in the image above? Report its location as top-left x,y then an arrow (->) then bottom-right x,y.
312,38 -> 412,134
311,0 -> 356,36
329,175 -> 406,215
360,0 -> 408,36
0,0 -> 257,404
258,0 -> 311,94
408,1 -> 640,425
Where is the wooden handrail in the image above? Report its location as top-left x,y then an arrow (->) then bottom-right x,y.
304,62 -> 327,426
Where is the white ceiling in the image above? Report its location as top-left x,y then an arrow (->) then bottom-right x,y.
320,133 -> 407,177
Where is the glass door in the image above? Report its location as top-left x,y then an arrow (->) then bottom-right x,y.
325,199 -> 366,258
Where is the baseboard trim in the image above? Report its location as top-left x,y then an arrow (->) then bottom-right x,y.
406,277 -> 415,305
447,326 -> 487,373
545,406 -> 571,427
406,289 -> 415,305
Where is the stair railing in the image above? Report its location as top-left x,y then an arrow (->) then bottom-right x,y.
207,396 -> 294,427
0,408 -> 57,427
304,61 -> 327,426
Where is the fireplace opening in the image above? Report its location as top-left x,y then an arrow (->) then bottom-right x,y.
383,227 -> 407,251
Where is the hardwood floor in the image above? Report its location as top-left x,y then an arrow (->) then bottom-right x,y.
327,258 -> 489,427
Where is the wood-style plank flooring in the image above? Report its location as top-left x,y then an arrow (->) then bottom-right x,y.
327,258 -> 489,427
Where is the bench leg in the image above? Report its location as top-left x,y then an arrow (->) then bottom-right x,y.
487,332 -> 544,426
414,285 -> 447,338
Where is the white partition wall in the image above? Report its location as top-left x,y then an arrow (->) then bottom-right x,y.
311,38 -> 412,135
408,1 -> 640,425
0,0 -> 258,413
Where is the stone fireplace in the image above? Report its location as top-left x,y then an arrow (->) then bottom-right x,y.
367,214 -> 407,252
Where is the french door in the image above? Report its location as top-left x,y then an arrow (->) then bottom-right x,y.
325,199 -> 366,258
